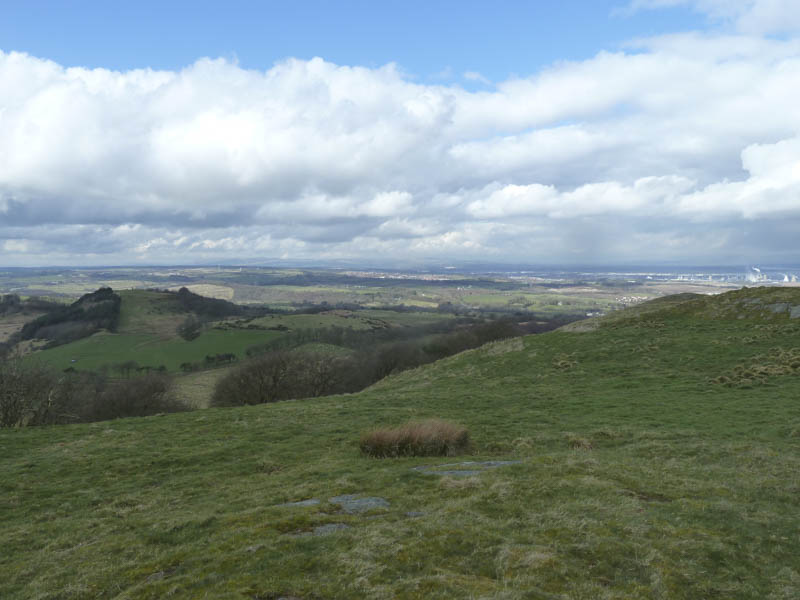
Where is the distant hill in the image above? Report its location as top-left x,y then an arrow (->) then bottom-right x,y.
561,285 -> 800,332
17,287 -> 122,348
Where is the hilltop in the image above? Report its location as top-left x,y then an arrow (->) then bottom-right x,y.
2,287 -> 800,599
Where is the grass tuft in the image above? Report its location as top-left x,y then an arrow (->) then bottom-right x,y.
566,434 -> 594,450
360,418 -> 470,458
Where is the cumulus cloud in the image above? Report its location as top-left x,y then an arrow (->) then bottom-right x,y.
1,30 -> 800,266
628,0 -> 800,34
463,71 -> 491,85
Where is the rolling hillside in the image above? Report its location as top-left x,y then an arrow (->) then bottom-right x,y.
23,289 -> 455,375
2,287 -> 800,599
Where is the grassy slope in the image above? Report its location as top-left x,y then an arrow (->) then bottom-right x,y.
27,292 -> 454,373
2,287 -> 800,599
33,328 -> 281,373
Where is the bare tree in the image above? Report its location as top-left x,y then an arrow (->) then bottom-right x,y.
0,360 -> 59,427
211,351 -> 294,406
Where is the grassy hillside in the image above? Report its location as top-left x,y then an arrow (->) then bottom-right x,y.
2,287 -> 800,598
25,290 -> 457,374
27,289 -> 278,373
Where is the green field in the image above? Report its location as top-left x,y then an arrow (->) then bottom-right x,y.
30,328 -> 283,373
357,309 -> 456,326
173,367 -> 233,409
3,287 -> 800,598
246,309 -> 455,329
245,312 -> 385,331
20,290 -> 460,374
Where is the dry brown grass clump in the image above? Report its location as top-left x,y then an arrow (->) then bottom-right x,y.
360,418 -> 470,458
711,347 -> 800,387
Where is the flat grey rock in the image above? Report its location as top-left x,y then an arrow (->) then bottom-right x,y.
413,460 -> 522,475
279,498 -> 321,507
313,523 -> 350,536
791,306 -> 800,319
329,495 -> 390,514
768,303 -> 790,313
471,460 -> 522,468
406,511 -> 425,517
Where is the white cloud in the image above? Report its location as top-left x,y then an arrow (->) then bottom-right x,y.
358,191 -> 415,218
678,135 -> 800,219
3,239 -> 31,253
628,0 -> 800,33
2,32 -> 800,265
467,175 -> 696,220
463,71 -> 491,85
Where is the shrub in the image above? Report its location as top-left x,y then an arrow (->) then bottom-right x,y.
1,363 -> 187,427
20,287 -> 121,346
211,351 -> 295,407
89,374 -> 187,421
360,419 -> 470,458
177,315 -> 203,341
0,360 -> 61,427
210,350 -> 359,407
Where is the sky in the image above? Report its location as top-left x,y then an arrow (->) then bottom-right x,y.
1,0 -> 800,267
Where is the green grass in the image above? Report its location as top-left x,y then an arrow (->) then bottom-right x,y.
30,328 -> 282,373
25,289 -> 287,372
245,312 -> 381,331
173,367 -> 233,409
3,287 -> 800,598
357,309 -> 455,326
24,291 -> 457,374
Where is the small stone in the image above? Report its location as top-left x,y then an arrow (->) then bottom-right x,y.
405,511 -> 425,518
790,306 -> 800,319
329,495 -> 390,514
413,460 -> 521,476
278,498 -> 320,507
313,523 -> 350,536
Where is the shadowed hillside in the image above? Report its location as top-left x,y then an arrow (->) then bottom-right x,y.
17,287 -> 121,348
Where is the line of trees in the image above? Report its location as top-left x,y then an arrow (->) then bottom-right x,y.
16,287 -> 121,349
244,318 -> 466,358
0,360 -> 187,428
173,287 -> 243,318
180,353 -> 237,373
211,318 -> 528,407
0,294 -> 64,317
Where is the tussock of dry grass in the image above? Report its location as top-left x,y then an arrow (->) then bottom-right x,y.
360,418 -> 470,457
566,434 -> 594,450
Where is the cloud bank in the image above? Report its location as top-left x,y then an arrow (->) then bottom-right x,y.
2,24 -> 800,265
628,0 -> 800,34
